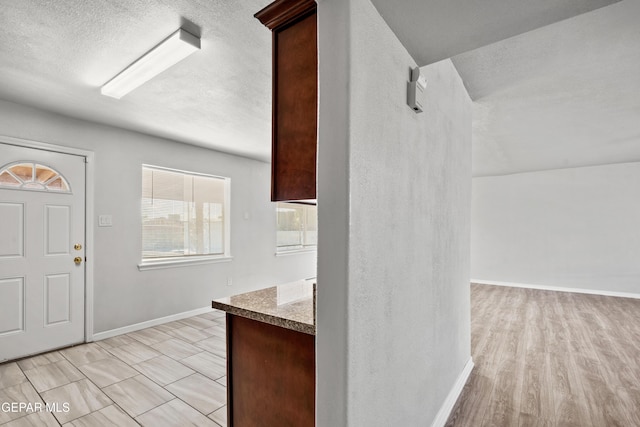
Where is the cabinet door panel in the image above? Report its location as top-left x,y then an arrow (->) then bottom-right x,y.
256,0 -> 318,202
272,11 -> 317,201
227,314 -> 315,426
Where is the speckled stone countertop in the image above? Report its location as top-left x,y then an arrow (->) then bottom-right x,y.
212,279 -> 316,335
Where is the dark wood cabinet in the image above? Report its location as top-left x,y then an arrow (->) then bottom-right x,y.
255,0 -> 317,202
226,313 -> 315,426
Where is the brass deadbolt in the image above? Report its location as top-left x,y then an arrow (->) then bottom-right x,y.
74,243 -> 82,250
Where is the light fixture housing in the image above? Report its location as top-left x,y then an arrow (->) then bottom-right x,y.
101,28 -> 200,99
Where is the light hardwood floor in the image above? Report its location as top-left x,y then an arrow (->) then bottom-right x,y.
0,310 -> 228,426
446,284 -> 640,427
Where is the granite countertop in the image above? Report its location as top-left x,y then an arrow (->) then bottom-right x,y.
212,278 -> 316,335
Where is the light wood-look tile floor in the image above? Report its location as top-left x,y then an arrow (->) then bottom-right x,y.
0,310 -> 228,426
447,284 -> 640,427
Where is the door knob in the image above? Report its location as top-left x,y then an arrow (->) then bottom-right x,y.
74,243 -> 82,250
74,257 -> 83,265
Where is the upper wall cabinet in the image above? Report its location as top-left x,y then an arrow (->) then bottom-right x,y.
255,0 -> 317,202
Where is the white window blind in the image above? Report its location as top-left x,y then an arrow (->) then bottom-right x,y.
276,202 -> 317,251
142,166 -> 230,259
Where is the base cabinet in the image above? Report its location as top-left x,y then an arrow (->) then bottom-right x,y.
226,314 -> 315,426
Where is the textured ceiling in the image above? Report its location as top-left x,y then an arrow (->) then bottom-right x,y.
0,0 -> 635,172
370,0 -> 621,66
0,0 -> 273,161
452,0 -> 640,177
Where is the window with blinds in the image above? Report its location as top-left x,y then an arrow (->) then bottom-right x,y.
276,202 -> 317,251
141,165 -> 230,259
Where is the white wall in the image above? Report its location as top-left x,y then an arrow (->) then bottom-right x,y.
0,99 -> 316,334
316,0 -> 472,424
472,162 -> 640,294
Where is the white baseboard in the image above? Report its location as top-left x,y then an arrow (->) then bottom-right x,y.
431,357 -> 474,427
92,306 -> 216,342
472,279 -> 640,300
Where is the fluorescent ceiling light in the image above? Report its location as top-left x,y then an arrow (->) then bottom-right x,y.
101,28 -> 200,99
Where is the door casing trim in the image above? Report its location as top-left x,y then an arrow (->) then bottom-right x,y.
0,135 -> 95,342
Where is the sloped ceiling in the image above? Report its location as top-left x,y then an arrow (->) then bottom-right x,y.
370,0 -> 620,66
452,0 -> 640,177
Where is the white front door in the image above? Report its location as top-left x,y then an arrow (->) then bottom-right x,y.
0,143 -> 86,362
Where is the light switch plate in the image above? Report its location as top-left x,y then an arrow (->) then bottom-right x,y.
98,215 -> 113,227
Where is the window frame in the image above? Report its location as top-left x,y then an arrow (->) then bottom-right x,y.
138,164 -> 232,271
0,161 -> 72,193
276,202 -> 317,255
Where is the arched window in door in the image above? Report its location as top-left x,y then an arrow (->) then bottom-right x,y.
0,162 -> 71,193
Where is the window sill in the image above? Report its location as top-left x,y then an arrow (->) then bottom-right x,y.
275,248 -> 317,257
138,255 -> 233,271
